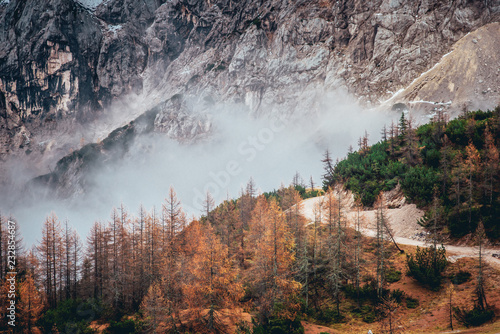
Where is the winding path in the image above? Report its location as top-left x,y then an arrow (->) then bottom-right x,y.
299,196 -> 500,270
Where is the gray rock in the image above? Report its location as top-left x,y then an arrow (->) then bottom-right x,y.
1,0 -> 499,196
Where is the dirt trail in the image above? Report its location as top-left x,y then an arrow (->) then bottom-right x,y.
299,196 -> 500,270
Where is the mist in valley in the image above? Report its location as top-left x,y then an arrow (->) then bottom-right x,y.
2,89 -> 395,246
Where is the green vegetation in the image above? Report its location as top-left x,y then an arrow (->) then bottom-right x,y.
454,306 -> 494,327
215,63 -> 226,71
405,296 -> 419,309
386,269 -> 402,283
205,63 -> 215,72
406,245 -> 448,290
38,299 -> 102,334
449,270 -> 472,285
105,318 -> 143,334
323,108 -> 500,239
252,317 -> 304,334
10,110 -> 500,333
263,184 -> 322,202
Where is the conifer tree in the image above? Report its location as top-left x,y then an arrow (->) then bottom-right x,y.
37,213 -> 62,308
354,199 -> 365,307
252,198 -> 300,323
141,281 -> 167,333
183,223 -> 243,331
375,194 -> 388,298
322,149 -> 335,187
483,127 -> 499,205
475,222 -> 488,311
18,273 -> 44,332
464,142 -> 480,231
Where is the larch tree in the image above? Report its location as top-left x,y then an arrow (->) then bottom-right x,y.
109,209 -> 121,309
164,187 -> 187,244
141,281 -> 167,334
381,124 -> 387,142
63,220 -> 72,300
450,152 -> 464,221
312,198 -> 323,280
182,223 -> 243,332
464,142 -> 481,231
292,172 -> 303,188
136,205 -> 148,301
247,196 -> 269,258
354,198 -> 365,307
239,178 -> 257,235
252,198 -> 300,323
37,213 -> 62,308
160,188 -> 187,325
325,185 -> 347,317
71,229 -> 81,299
447,283 -> 454,330
145,207 -> 162,285
203,191 -> 216,225
378,296 -> 401,334
118,204 -> 133,309
281,186 -> 305,254
323,188 -> 338,236
18,273 -> 44,333
375,194 -> 388,299
483,127 -> 499,205
86,221 -> 105,300
475,221 -> 488,311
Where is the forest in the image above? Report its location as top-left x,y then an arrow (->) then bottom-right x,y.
324,108 -> 500,239
0,109 -> 498,333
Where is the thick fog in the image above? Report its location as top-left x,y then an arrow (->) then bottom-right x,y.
4,90 -> 396,246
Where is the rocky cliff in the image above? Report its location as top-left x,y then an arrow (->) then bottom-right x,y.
1,0 -> 499,196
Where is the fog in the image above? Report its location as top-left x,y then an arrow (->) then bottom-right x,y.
4,89 -> 396,247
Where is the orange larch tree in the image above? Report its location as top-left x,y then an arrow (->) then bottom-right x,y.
252,198 -> 300,323
182,223 -> 243,332
18,273 -> 45,333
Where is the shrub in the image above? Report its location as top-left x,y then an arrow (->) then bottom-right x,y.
105,318 -> 143,334
390,289 -> 404,304
450,270 -> 471,285
362,307 -> 377,323
454,306 -> 494,327
316,308 -> 345,324
252,317 -> 304,334
407,245 -> 448,290
405,296 -> 419,309
205,63 -> 215,72
386,269 -> 402,283
38,299 -> 102,333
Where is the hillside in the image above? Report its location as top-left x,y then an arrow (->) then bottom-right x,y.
1,0 -> 500,333
1,181 -> 499,333
323,108 -> 500,241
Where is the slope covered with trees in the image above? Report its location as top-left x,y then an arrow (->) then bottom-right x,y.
0,110 -> 499,333
0,183 -> 429,333
2,178 -> 496,333
323,108 -> 500,240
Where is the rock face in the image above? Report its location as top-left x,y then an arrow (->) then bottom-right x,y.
1,0 -> 499,196
384,22 -> 500,116
0,0 -> 160,159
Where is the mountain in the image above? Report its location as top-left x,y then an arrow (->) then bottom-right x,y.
385,22 -> 500,115
1,0 -> 499,196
